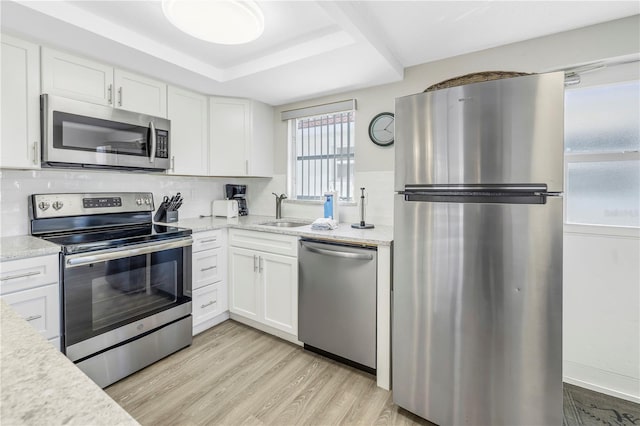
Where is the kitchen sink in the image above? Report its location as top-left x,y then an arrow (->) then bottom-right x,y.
259,221 -> 309,228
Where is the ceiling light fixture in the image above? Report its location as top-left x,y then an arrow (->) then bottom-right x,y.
162,0 -> 264,45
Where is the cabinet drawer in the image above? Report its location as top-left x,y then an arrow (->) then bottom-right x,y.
229,229 -> 298,257
193,282 -> 226,324
0,255 -> 59,294
192,230 -> 223,252
2,283 -> 60,340
193,248 -> 224,289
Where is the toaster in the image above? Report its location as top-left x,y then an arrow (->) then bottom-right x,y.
212,200 -> 239,218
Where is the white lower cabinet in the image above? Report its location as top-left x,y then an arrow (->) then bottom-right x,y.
191,230 -> 228,335
192,282 -> 226,326
229,230 -> 298,340
2,283 -> 59,340
0,254 -> 61,349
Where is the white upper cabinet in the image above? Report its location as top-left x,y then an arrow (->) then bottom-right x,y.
41,48 -> 112,106
1,35 -> 41,169
41,47 -> 167,117
249,100 -> 274,177
114,69 -> 167,118
209,97 -> 273,177
167,86 -> 208,175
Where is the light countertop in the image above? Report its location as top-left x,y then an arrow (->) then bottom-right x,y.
168,215 -> 394,246
0,215 -> 392,262
0,300 -> 139,426
0,235 -> 61,262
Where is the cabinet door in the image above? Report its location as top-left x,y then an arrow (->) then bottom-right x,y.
248,100 -> 274,177
41,47 -> 113,106
1,35 -> 40,169
228,247 -> 260,320
260,252 -> 297,336
209,97 -> 250,176
2,283 -> 60,340
168,86 -> 208,175
114,69 -> 167,117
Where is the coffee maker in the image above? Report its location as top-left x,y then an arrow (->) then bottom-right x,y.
225,184 -> 248,216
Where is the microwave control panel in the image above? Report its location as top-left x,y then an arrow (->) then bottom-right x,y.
155,130 -> 169,159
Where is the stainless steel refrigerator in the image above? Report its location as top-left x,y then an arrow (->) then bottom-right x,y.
392,72 -> 564,425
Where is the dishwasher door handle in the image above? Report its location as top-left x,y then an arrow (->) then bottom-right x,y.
301,244 -> 373,260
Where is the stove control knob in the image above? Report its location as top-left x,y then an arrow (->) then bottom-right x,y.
136,198 -> 143,205
38,201 -> 50,211
144,198 -> 151,205
52,201 -> 63,210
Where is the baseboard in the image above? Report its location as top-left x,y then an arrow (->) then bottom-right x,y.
192,311 -> 229,336
229,313 -> 302,346
563,360 -> 640,404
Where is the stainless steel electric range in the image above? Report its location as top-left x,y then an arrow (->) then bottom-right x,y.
30,192 -> 193,388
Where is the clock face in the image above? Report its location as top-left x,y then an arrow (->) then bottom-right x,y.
369,112 -> 394,146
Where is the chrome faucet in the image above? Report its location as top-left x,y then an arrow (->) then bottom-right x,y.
272,193 -> 287,219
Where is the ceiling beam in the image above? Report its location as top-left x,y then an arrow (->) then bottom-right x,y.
224,27 -> 354,81
316,1 -> 404,79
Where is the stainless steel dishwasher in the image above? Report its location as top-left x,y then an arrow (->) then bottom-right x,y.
298,239 -> 377,373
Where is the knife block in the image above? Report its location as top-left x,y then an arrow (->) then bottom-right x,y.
154,206 -> 178,223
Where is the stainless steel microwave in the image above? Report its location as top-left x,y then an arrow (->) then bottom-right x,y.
41,94 -> 170,171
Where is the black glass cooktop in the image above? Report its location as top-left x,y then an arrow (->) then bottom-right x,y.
43,224 -> 192,254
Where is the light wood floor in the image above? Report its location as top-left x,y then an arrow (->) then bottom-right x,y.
105,320 -> 431,426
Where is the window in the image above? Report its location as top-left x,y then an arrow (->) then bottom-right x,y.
564,65 -> 639,229
283,100 -> 356,201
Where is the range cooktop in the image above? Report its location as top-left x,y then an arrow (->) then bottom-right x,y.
42,224 -> 192,254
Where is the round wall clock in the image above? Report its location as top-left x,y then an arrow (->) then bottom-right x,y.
368,112 -> 394,146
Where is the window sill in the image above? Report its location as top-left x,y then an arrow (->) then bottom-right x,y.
284,199 -> 357,207
563,223 -> 640,238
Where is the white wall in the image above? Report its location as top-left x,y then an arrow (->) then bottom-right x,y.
563,231 -> 640,403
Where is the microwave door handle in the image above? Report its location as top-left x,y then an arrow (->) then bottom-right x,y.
149,121 -> 156,163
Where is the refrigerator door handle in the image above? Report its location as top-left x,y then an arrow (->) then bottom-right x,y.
403,184 -> 548,193
402,192 -> 549,205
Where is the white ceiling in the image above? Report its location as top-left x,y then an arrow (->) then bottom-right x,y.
1,1 -> 638,105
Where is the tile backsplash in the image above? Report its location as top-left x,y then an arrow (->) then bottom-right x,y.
0,169 -> 394,237
0,169 -> 230,237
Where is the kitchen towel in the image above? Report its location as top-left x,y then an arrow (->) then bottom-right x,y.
311,218 -> 338,230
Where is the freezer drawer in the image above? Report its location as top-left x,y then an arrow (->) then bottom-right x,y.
298,240 -> 377,370
392,194 -> 563,425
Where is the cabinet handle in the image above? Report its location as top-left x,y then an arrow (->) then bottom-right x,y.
259,256 -> 263,273
25,314 -> 42,322
118,87 -> 122,106
253,255 -> 258,272
200,266 -> 216,272
171,156 -> 175,172
32,142 -> 39,165
201,300 -> 216,309
1,271 -> 40,281
245,160 -> 249,175
200,238 -> 217,243
108,84 -> 113,104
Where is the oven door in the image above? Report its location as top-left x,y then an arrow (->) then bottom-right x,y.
41,94 -> 170,170
62,237 -> 192,361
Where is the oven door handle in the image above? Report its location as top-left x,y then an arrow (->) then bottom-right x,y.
64,237 -> 193,268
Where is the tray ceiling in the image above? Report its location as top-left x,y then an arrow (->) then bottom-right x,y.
1,1 -> 638,105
